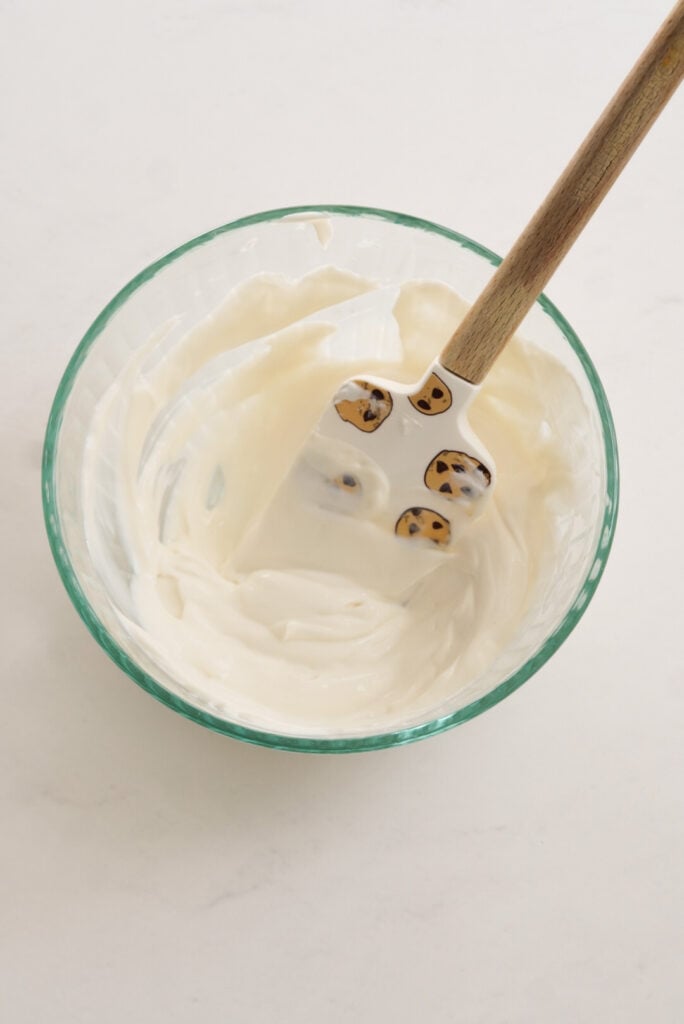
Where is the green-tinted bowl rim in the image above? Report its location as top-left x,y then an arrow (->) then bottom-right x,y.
42,204 -> 619,754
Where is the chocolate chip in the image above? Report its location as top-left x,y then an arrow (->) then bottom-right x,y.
439,483 -> 452,493
417,399 -> 430,410
431,388 -> 444,399
411,507 -> 421,516
371,388 -> 384,400
436,460 -> 448,473
432,521 -> 444,529
363,409 -> 377,422
461,486 -> 473,496
408,523 -> 419,535
452,463 -> 465,473
342,475 -> 356,487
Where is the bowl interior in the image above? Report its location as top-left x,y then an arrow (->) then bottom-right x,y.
43,206 -> 619,752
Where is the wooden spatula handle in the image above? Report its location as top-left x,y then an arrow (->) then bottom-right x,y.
441,0 -> 684,384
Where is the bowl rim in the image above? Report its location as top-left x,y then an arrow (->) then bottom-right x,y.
42,204 -> 620,753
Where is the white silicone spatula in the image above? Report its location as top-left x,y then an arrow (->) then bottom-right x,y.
285,2 -> 683,549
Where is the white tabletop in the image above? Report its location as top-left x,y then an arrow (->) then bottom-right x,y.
2,1 -> 683,1021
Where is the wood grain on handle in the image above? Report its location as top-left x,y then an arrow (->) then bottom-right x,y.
441,0 -> 684,384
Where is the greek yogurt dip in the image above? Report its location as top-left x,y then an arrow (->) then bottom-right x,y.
82,267 -> 593,735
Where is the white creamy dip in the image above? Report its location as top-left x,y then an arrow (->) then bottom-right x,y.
83,268 -> 590,735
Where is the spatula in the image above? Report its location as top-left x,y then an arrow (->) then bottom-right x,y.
245,2 -> 684,562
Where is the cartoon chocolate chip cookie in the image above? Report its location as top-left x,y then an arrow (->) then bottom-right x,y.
332,473 -> 361,493
424,450 -> 492,501
408,372 -> 452,415
395,507 -> 451,546
334,380 -> 393,433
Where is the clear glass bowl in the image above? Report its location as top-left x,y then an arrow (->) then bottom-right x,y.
42,206 -> 619,753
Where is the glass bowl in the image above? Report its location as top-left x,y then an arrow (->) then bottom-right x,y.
42,206 -> 619,753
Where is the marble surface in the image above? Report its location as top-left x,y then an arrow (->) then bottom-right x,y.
1,1 -> 682,1020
